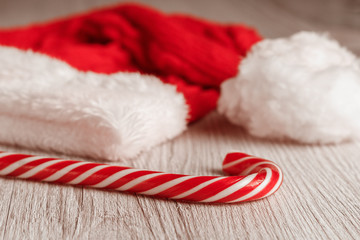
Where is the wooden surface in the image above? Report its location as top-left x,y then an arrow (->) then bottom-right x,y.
0,0 -> 360,239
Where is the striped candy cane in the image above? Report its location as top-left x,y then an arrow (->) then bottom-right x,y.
0,151 -> 282,203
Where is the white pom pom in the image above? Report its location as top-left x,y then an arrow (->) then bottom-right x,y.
218,31 -> 360,144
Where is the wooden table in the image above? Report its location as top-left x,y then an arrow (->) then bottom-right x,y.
0,0 -> 359,239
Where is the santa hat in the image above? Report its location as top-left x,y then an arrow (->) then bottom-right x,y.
0,3 -> 359,161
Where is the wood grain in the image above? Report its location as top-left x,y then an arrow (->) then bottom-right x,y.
0,0 -> 359,239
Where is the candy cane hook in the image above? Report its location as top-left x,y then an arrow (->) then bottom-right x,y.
0,151 -> 282,203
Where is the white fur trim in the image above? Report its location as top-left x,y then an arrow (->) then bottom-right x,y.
218,32 -> 360,144
0,46 -> 188,161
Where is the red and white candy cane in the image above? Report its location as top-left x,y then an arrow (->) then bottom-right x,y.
0,151 -> 282,203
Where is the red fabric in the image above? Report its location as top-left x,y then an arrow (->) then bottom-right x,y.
0,3 -> 261,122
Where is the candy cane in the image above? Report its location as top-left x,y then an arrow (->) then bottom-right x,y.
0,151 -> 282,203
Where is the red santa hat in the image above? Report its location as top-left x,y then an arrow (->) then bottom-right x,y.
0,3 -> 359,161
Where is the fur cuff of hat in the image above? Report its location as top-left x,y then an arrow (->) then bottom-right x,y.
0,46 -> 188,161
